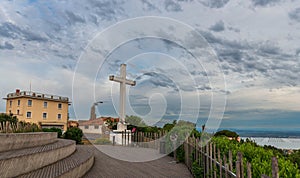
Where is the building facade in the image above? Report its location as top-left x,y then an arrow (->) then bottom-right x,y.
4,89 -> 70,131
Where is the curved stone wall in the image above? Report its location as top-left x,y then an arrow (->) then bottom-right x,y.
0,132 -> 57,152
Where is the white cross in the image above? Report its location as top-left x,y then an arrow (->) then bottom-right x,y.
109,64 -> 136,124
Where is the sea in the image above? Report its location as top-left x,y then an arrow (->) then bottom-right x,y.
196,128 -> 300,150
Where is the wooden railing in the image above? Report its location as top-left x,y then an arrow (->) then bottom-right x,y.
118,132 -> 280,178
183,137 -> 279,178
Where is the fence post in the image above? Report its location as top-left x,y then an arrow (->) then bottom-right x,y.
219,158 -> 223,178
122,131 -> 124,146
195,138 -> 199,163
210,142 -> 213,176
206,143 -> 209,176
272,157 -> 279,178
236,152 -> 244,178
128,131 -> 130,146
247,162 -> 252,178
225,163 -> 229,178
213,143 -> 217,178
236,160 -> 241,178
229,150 -> 233,171
124,130 -> 127,146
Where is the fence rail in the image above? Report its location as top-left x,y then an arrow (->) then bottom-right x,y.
118,131 -> 279,178
183,136 -> 279,178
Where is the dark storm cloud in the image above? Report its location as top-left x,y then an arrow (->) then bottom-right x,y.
137,72 -> 179,91
164,0 -> 183,12
289,8 -> 300,22
209,20 -> 225,32
198,0 -> 230,8
200,31 -> 250,50
252,0 -> 280,6
88,0 -> 125,21
296,49 -> 300,56
197,84 -> 211,91
141,0 -> 159,11
195,29 -> 300,87
65,10 -> 86,25
0,41 -> 14,50
218,49 -> 243,62
0,22 -> 48,42
258,42 -> 281,56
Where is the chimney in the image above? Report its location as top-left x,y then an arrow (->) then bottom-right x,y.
16,89 -> 20,95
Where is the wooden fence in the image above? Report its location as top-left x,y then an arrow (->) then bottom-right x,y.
118,132 -> 279,178
118,130 -> 167,149
183,136 -> 279,178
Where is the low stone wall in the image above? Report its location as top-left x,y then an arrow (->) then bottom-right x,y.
1,139 -> 76,177
0,132 -> 57,152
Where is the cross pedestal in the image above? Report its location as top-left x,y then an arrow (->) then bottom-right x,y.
117,122 -> 128,131
109,64 -> 136,144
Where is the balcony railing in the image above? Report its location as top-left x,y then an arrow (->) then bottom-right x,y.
6,91 -> 69,102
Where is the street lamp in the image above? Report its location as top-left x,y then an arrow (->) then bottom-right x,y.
90,101 -> 104,120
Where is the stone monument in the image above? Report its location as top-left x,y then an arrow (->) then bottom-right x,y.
109,64 -> 136,144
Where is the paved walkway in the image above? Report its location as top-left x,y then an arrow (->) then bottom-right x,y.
81,145 -> 193,178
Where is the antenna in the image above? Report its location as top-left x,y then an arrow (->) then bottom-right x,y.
30,80 -> 32,92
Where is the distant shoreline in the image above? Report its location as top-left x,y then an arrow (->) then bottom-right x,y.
196,128 -> 300,138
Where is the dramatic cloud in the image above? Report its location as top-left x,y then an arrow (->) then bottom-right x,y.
252,0 -> 280,7
209,20 -> 225,32
198,0 -> 230,8
0,0 -> 299,131
0,41 -> 14,50
289,8 -> 300,22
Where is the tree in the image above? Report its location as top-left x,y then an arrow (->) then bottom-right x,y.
63,127 -> 83,144
0,113 -> 19,133
214,129 -> 239,138
42,127 -> 63,138
125,115 -> 146,127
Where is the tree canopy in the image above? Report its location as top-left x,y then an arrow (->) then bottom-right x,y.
125,115 -> 146,127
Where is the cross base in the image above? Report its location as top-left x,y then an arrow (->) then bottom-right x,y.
115,122 -> 128,132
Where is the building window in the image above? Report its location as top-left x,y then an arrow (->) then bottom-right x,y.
58,103 -> 62,109
9,110 -> 11,115
58,114 -> 62,120
43,113 -> 47,119
26,112 -> 32,118
28,100 -> 32,106
94,125 -> 99,129
17,110 -> 19,115
18,100 -> 20,106
84,125 -> 89,129
44,102 -> 47,108
9,100 -> 12,107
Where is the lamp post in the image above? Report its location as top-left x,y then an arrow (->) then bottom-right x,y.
90,101 -> 103,120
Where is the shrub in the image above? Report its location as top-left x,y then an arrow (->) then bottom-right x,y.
42,127 -> 63,138
192,161 -> 204,177
63,127 -> 83,144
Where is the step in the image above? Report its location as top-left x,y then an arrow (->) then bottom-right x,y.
0,139 -> 76,178
18,146 -> 94,178
0,132 -> 57,152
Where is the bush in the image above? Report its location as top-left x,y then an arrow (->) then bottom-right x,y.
192,161 -> 204,177
63,127 -> 83,144
176,145 -> 185,162
42,127 -> 63,138
94,138 -> 112,145
214,130 -> 239,138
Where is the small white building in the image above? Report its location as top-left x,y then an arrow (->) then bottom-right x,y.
78,118 -> 104,134
78,117 -> 119,140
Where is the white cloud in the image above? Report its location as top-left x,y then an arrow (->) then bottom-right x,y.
0,0 -> 299,128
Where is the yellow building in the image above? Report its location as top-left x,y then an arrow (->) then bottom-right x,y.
3,89 -> 70,131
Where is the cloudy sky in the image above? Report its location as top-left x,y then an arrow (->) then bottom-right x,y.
1,0 -> 300,132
